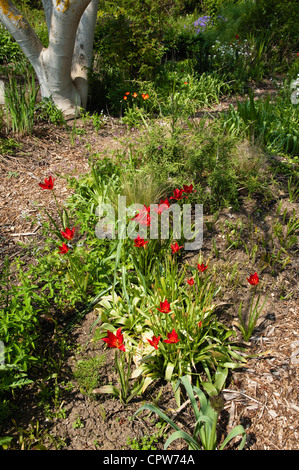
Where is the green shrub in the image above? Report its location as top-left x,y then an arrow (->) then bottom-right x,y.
0,25 -> 23,63
237,0 -> 299,62
203,0 -> 299,76
162,16 -> 204,63
93,8 -> 166,79
200,0 -> 231,15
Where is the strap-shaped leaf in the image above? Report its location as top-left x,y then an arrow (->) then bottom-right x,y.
219,424 -> 247,450
164,430 -> 201,451
134,403 -> 180,432
165,362 -> 174,382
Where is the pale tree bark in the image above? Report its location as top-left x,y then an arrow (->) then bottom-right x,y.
0,0 -> 99,116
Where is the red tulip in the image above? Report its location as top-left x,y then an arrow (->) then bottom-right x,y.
247,272 -> 259,286
61,227 -> 75,241
182,184 -> 196,194
132,206 -> 151,226
171,241 -> 183,253
156,299 -> 171,313
154,199 -> 170,215
102,328 -> 126,352
39,175 -> 54,190
134,234 -> 148,248
170,188 -> 188,200
58,242 -> 68,254
160,198 -> 170,207
187,277 -> 194,285
147,335 -> 161,350
197,262 -> 208,272
142,93 -> 149,100
163,329 -> 180,344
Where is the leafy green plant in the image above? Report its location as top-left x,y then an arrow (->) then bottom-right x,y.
0,256 -> 42,397
0,136 -> 22,156
72,416 -> 85,429
0,25 -> 23,62
35,97 -> 65,125
126,434 -> 159,450
135,375 -> 247,450
73,355 -> 106,396
0,436 -> 13,450
81,110 -> 108,131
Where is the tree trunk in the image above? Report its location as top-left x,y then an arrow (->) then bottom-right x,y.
0,0 -> 99,116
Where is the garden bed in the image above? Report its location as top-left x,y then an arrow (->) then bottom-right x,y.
0,114 -> 298,451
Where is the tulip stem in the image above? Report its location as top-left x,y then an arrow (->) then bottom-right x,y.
52,190 -> 64,227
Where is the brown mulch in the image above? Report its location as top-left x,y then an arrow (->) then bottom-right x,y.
0,90 -> 298,451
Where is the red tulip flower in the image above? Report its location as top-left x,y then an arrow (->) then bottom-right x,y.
182,184 -> 196,194
147,335 -> 161,350
134,234 -> 148,248
171,241 -> 183,253
197,262 -> 208,272
170,188 -> 188,200
142,93 -> 149,100
187,277 -> 194,285
102,328 -> 126,352
156,299 -> 171,313
39,175 -> 54,190
247,272 -> 259,286
58,242 -> 68,254
61,227 -> 75,241
160,198 -> 170,207
155,199 -> 170,215
164,329 -> 180,344
132,206 -> 151,226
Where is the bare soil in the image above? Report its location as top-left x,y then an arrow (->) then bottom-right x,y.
0,95 -> 298,451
